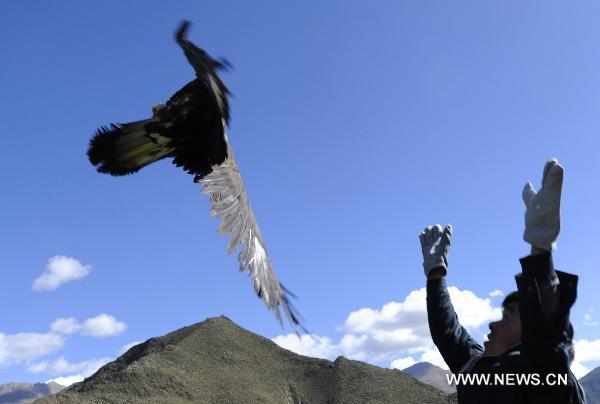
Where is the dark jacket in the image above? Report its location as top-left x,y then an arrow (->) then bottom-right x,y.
426,252 -> 586,403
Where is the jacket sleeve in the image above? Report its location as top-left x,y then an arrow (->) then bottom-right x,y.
515,252 -> 577,375
426,277 -> 484,374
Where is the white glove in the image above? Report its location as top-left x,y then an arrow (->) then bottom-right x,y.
419,224 -> 452,277
522,158 -> 564,251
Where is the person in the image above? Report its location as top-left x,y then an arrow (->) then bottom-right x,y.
420,158 -> 587,403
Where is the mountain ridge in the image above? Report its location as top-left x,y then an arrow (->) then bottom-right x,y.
0,381 -> 64,404
580,366 -> 600,404
403,362 -> 456,394
35,316 -> 455,403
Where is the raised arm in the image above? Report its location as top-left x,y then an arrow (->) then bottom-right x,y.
420,225 -> 484,373
517,158 -> 575,374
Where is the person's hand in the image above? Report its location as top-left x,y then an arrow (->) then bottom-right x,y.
522,158 -> 564,251
419,224 -> 452,278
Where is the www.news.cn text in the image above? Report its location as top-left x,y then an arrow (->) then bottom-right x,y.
446,373 -> 568,386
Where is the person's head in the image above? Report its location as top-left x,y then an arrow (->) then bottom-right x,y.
484,291 -> 576,359
484,291 -> 522,356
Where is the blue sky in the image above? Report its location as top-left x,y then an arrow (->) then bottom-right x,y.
1,1 -> 599,385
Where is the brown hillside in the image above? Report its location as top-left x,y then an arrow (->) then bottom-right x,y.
37,316 -> 456,404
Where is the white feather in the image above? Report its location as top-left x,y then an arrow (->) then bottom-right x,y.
196,138 -> 300,329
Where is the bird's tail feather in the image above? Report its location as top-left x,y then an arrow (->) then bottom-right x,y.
88,119 -> 175,176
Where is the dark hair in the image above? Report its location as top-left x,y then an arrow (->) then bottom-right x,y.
502,290 -> 575,361
566,322 -> 575,362
502,291 -> 519,308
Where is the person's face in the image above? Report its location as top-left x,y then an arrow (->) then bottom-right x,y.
484,301 -> 522,356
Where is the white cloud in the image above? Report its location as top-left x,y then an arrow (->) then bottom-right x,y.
49,314 -> 127,338
28,361 -> 50,373
47,375 -> 84,387
337,334 -> 369,360
345,287 -> 499,335
583,309 -> 598,327
33,256 -> 91,291
275,289 -> 600,381
390,356 -> 416,370
390,349 -> 449,371
29,356 -> 110,376
0,332 -> 64,366
489,289 -> 504,298
445,287 -> 501,329
120,340 -> 143,355
51,317 -> 80,335
570,360 -> 590,379
0,313 -> 122,369
417,348 -> 449,370
274,288 -> 600,381
337,286 -> 500,361
574,339 -> 600,362
80,314 -> 126,337
3,316 -> 124,384
272,334 -> 338,360
274,286 -> 500,368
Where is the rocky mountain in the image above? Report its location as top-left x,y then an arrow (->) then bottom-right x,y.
403,362 -> 456,394
580,366 -> 600,404
0,382 -> 64,404
36,316 -> 456,403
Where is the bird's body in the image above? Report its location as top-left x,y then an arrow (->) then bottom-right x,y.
89,28 -> 230,179
87,21 -> 302,330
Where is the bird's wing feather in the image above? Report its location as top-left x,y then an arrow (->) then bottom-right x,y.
197,139 -> 302,330
175,20 -> 230,125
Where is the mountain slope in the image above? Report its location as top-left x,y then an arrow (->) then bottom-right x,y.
36,316 -> 455,404
580,366 -> 600,404
0,382 -> 64,403
403,362 -> 456,394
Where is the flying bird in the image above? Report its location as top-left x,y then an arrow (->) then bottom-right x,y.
88,21 -> 303,330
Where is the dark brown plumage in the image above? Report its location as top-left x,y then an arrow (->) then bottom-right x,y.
88,20 -> 231,179
86,21 -> 304,331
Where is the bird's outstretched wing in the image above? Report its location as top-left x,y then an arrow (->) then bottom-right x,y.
88,21 -> 303,331
175,20 -> 231,125
197,140 -> 304,331
88,21 -> 230,178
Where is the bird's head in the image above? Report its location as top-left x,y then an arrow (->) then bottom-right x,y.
175,21 -> 231,77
